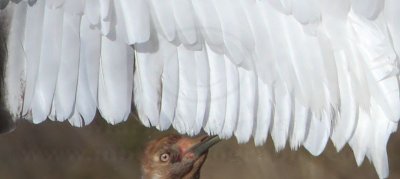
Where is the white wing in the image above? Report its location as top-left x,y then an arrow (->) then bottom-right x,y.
2,0 -> 400,178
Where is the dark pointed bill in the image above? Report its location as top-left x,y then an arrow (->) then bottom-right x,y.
188,135 -> 221,157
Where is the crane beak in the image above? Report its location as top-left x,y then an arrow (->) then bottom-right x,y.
186,135 -> 221,158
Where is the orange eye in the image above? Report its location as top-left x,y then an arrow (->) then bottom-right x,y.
160,153 -> 170,162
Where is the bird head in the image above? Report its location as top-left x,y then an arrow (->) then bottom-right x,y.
141,134 -> 220,179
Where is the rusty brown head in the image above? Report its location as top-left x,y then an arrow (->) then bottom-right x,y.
141,134 -> 220,179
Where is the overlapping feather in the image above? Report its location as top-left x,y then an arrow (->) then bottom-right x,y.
3,1 -> 400,178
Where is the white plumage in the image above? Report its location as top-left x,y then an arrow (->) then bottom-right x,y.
1,0 -> 399,178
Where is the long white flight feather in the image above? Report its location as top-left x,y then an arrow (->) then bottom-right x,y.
98,37 -> 134,124
220,55 -> 239,139
174,45 -> 197,135
254,80 -> 273,146
52,11 -> 81,122
21,0 -> 45,117
158,36 -> 179,130
235,68 -> 256,143
193,45 -> 210,134
331,51 -> 358,151
204,45 -> 226,136
74,15 -> 101,125
134,33 -> 164,128
31,4 -> 63,123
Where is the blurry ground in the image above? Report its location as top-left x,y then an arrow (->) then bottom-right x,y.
0,115 -> 399,179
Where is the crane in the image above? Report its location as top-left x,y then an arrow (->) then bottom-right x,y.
0,0 -> 399,178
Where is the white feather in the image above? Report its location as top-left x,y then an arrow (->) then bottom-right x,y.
173,0 -> 197,45
246,1 -> 277,85
291,0 -> 321,24
385,0 -> 400,57
134,33 -> 163,128
5,2 -> 27,118
21,0 -> 45,117
31,4 -> 63,123
98,37 -> 134,124
46,0 -> 64,9
193,45 -> 210,134
73,15 -> 101,125
235,68 -> 257,143
271,82 -> 292,151
191,0 -> 224,52
220,55 -> 239,139
213,0 -> 254,69
68,108 -> 83,127
158,37 -> 179,130
266,0 -> 292,14
63,0 -> 83,15
52,11 -> 81,121
350,12 -> 399,122
204,45 -> 226,136
148,0 -> 175,42
253,79 -> 273,146
174,45 -> 197,135
351,0 -> 383,19
261,2 -> 309,110
303,111 -> 331,156
99,0 -> 112,36
5,1 -> 400,178
331,51 -> 358,151
117,0 -> 150,44
84,0 -> 100,25
367,99 -> 397,179
289,100 -> 309,150
349,108 -> 371,166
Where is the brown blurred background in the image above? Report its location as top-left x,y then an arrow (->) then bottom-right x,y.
0,115 -> 399,179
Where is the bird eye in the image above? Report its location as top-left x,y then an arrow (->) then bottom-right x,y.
160,153 -> 170,162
